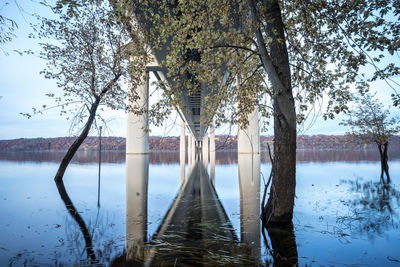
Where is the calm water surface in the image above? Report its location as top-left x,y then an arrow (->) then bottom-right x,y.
0,150 -> 399,266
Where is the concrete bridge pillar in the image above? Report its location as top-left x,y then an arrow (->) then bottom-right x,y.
188,134 -> 192,173
191,135 -> 196,163
126,72 -> 149,154
238,107 -> 260,154
209,125 -> 216,186
180,122 -> 186,185
202,133 -> 209,170
126,154 -> 149,262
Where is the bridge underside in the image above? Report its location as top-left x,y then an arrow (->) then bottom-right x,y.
148,66 -> 212,141
126,5 -> 259,155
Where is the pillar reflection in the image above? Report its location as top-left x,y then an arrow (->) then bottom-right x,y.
180,150 -> 186,185
209,126 -> 215,186
126,154 -> 149,263
191,137 -> 196,167
180,123 -> 186,185
188,134 -> 192,174
238,153 -> 261,261
202,134 -> 209,171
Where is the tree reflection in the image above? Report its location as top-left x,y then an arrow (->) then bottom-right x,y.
338,178 -> 400,237
262,223 -> 298,267
55,179 -> 97,264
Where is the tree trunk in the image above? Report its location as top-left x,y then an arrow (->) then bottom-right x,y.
253,0 -> 297,225
54,97 -> 100,182
55,178 -> 97,263
378,142 -> 390,182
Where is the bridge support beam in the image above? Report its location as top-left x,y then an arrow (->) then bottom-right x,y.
210,125 -> 215,186
202,133 -> 209,170
238,108 -> 260,154
180,122 -> 186,184
188,134 -> 192,172
126,72 -> 149,154
191,135 -> 196,163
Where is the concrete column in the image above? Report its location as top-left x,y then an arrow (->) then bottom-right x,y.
126,154 -> 149,262
238,107 -> 260,154
238,153 -> 260,260
191,135 -> 196,164
210,126 -> 215,186
188,134 -> 192,173
126,73 -> 149,154
180,122 -> 186,153
180,123 -> 186,184
202,134 -> 209,170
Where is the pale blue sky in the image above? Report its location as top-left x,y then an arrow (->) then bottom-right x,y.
0,1 -> 399,140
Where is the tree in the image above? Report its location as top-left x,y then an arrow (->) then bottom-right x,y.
26,1 -> 149,182
114,0 -> 399,225
341,93 -> 400,181
0,1 -> 21,55
0,13 -> 17,49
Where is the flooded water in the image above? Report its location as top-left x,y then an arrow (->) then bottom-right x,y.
0,150 -> 399,266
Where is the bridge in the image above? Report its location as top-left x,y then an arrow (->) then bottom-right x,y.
125,5 -> 261,158
123,5 -> 262,265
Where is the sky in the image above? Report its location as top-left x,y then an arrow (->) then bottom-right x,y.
0,1 -> 399,140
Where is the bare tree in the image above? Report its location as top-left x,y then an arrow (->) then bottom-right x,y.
341,93 -> 400,181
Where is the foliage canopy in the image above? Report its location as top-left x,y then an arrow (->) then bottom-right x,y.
25,0 -> 150,132
112,0 -> 400,132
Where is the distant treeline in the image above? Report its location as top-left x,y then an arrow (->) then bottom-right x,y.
0,135 -> 399,152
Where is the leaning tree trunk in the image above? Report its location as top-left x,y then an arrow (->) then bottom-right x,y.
378,142 -> 390,182
54,96 -> 101,182
250,0 -> 297,225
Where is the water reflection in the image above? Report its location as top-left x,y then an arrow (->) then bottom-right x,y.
295,149 -> 400,163
238,154 -> 260,262
119,152 -> 299,266
338,178 -> 400,238
263,224 -> 298,267
125,155 -> 149,264
2,150 -> 399,266
2,149 -> 399,164
0,151 -> 125,163
0,151 -> 179,164
120,158 -> 244,265
54,179 -> 96,264
148,162 -> 239,265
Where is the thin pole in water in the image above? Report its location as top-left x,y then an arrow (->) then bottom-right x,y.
97,126 -> 102,208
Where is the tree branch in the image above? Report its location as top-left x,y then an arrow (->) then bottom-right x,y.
209,44 -> 259,55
